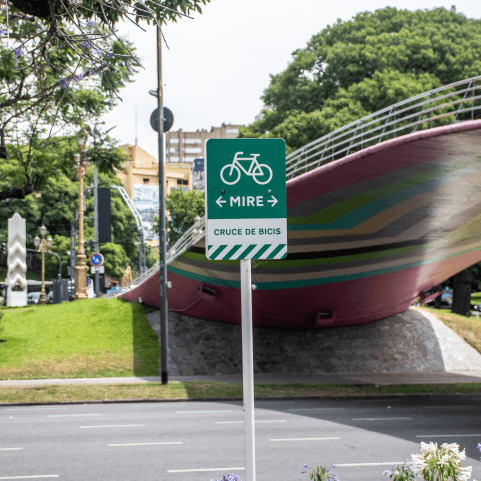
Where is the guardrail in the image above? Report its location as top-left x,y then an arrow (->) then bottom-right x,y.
126,76 -> 481,288
285,75 -> 481,179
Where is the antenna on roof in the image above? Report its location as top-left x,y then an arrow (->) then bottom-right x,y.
135,108 -> 138,146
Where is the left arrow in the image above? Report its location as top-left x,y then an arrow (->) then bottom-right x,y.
216,196 -> 227,208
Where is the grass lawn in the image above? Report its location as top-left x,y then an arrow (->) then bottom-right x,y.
419,307 -> 481,354
0,298 -> 159,380
1,382 -> 480,405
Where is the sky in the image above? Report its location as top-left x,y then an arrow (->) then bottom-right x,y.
101,0 -> 481,160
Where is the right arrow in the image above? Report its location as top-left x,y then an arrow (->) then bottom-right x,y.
267,195 -> 278,207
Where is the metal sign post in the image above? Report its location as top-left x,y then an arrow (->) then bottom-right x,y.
205,138 -> 287,481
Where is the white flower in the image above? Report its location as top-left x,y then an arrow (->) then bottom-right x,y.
421,441 -> 438,454
459,466 -> 473,481
442,443 -> 461,455
438,454 -> 450,467
410,454 -> 427,475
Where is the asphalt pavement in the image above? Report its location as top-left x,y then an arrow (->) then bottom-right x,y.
1,397 -> 480,480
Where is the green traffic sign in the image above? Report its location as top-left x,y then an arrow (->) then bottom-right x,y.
205,138 -> 287,260
206,138 -> 286,219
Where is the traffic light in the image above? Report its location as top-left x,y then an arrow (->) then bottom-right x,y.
83,240 -> 87,252
89,240 -> 95,252
1,243 -> 6,255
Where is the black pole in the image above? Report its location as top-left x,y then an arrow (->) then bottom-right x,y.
157,26 -> 169,385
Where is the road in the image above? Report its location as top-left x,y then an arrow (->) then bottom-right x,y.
1,396 -> 480,480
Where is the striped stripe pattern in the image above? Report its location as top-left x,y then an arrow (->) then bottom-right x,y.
207,244 -> 287,260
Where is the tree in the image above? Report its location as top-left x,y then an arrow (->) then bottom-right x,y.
239,7 -> 481,152
3,0 -> 210,88
0,142 -> 154,279
155,189 -> 205,244
451,269 -> 473,317
0,14 -> 136,200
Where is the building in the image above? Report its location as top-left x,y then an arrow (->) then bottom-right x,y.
165,123 -> 243,163
117,144 -> 192,243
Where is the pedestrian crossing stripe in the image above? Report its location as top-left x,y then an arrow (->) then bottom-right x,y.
207,244 -> 287,260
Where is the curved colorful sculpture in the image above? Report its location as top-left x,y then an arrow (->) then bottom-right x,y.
123,78 -> 481,329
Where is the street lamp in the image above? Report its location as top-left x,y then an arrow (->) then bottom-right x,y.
34,225 -> 53,305
74,135 -> 90,299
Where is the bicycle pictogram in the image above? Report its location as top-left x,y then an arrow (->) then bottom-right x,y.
220,152 -> 273,185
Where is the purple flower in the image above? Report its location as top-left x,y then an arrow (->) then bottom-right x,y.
304,464 -> 310,468
74,73 -> 84,82
477,442 -> 481,452
0,28 -> 6,36
81,41 -> 90,50
86,20 -> 95,27
94,48 -> 102,55
59,77 -> 69,89
14,48 -> 22,58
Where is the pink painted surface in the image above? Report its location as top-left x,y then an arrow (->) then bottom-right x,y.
123,121 -> 481,328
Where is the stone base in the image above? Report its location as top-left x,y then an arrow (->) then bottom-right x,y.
146,307 -> 481,376
7,289 -> 27,307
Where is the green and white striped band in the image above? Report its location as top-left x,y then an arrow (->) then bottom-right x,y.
208,244 -> 287,260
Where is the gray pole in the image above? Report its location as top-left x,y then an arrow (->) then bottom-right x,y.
94,163 -> 100,297
157,26 -> 169,385
138,227 -> 144,276
70,222 -> 76,291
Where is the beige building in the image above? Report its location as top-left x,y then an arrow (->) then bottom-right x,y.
165,123 -> 243,163
117,144 -> 193,245
118,144 -> 193,198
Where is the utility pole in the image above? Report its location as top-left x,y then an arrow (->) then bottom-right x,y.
157,26 -> 169,385
94,162 -> 100,297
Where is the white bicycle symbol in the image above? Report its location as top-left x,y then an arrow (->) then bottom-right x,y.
220,152 -> 273,185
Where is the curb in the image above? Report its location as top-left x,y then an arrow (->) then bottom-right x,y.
2,392 -> 481,407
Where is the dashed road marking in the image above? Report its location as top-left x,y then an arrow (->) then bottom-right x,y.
109,442 -> 182,446
352,417 -> 412,421
167,468 -> 245,473
79,424 -> 145,428
270,437 -> 340,442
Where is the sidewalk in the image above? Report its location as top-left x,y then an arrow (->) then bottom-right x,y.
1,371 -> 481,387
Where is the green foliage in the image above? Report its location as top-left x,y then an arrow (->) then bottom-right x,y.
239,7 -> 481,151
164,189 -> 205,244
0,14 -> 135,201
99,243 -> 131,278
76,0 -> 210,26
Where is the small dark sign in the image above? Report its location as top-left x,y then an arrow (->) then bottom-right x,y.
193,158 -> 205,173
150,107 -> 174,133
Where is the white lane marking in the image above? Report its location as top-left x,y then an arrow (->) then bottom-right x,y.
2,408 -> 69,411
109,442 -> 182,446
416,434 -> 481,438
270,437 -> 340,442
288,407 -> 345,411
216,420 -> 287,424
335,462 -> 404,467
352,417 -> 412,421
48,414 -> 102,418
0,448 -> 23,451
0,476 -> 59,479
175,410 -> 233,414
79,424 -> 145,429
167,468 -> 245,473
255,401 -> 295,404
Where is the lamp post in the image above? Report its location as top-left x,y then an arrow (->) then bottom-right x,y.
34,226 -> 53,305
74,136 -> 90,300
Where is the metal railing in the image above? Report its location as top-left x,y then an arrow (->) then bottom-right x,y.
123,76 -> 481,290
128,216 -> 206,289
285,76 -> 481,179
